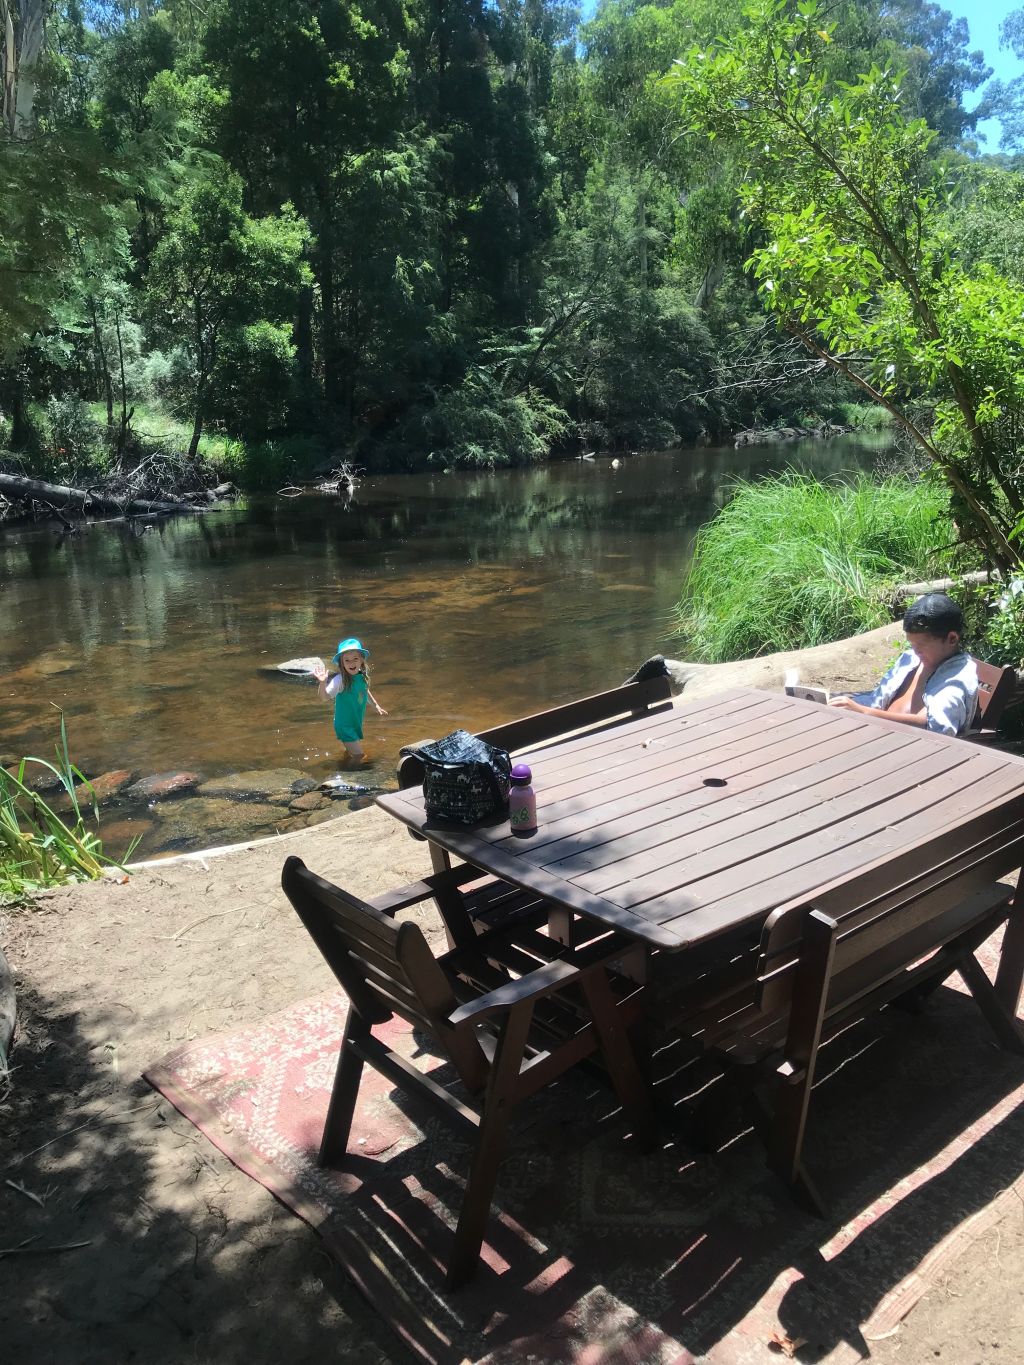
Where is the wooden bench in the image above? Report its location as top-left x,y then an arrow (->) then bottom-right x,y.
686,793 -> 1024,1213
966,658 -> 1018,744
281,855 -> 654,1288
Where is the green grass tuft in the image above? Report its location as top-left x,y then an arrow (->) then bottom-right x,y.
0,713 -> 136,906
676,472 -> 958,662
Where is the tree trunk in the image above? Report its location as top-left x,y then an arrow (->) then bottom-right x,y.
637,192 -> 647,290
319,213 -> 341,410
188,400 -> 204,461
0,470 -> 200,516
8,364 -> 27,448
695,252 -> 725,311
89,297 -> 115,428
1,0 -> 46,136
189,298 -> 207,460
294,285 -> 314,388
114,310 -> 133,460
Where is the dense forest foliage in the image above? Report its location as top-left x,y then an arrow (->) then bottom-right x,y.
1,0 -> 1023,486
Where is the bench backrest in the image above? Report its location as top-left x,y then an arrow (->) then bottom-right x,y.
971,658 -> 1017,733
398,674 -> 673,789
754,791 -> 1024,1024
281,856 -> 488,1089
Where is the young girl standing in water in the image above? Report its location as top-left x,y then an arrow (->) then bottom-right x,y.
313,638 -> 388,764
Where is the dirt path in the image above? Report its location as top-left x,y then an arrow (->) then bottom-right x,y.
0,813 -> 441,1365
3,628 -> 1021,1364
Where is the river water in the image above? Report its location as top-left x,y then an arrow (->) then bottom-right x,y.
1,436 -> 884,857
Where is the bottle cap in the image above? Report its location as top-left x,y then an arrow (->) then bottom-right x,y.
511,763 -> 532,784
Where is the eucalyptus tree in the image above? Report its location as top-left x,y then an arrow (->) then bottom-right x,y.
667,0 -> 1024,569
147,161 -> 310,457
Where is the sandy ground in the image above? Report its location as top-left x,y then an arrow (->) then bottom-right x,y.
3,624 -> 1023,1365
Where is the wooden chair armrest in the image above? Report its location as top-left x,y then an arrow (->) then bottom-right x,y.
447,933 -> 642,1026
364,880 -> 440,916
425,863 -> 491,893
448,957 -> 582,1025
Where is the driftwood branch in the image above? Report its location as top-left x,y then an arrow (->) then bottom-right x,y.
0,947 -> 15,1074
0,471 -> 201,518
894,569 -> 1000,597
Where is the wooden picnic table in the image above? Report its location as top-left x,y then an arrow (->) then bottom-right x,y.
377,687 -> 1024,966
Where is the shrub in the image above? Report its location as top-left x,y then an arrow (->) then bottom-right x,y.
218,434 -> 327,490
960,575 -> 1024,668
208,321 -> 296,440
677,472 -> 958,662
423,369 -> 571,469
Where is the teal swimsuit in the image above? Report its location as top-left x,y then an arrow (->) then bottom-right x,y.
333,673 -> 368,743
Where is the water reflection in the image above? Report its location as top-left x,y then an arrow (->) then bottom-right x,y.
1,437 -> 884,854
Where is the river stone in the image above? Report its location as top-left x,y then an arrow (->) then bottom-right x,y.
51,769 -> 136,814
290,776 -> 319,796
289,791 -> 328,813
260,656 -> 325,680
83,769 -> 136,804
297,806 -> 343,829
196,768 -> 306,803
97,816 -> 153,862
7,765 -> 65,793
150,797 -> 286,846
126,771 -> 202,802
31,647 -> 80,677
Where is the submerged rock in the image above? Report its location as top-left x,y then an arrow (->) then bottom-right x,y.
296,806 -> 343,829
126,771 -> 202,802
51,769 -> 136,814
85,769 -> 136,804
150,797 -> 286,846
260,656 -> 325,681
196,768 -> 307,803
289,791 -> 329,813
318,775 -> 382,797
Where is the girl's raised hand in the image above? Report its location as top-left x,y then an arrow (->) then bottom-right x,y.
313,660 -> 328,682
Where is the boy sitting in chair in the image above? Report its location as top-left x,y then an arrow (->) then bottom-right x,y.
829,592 -> 978,736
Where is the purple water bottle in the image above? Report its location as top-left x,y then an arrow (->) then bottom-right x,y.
508,763 -> 538,836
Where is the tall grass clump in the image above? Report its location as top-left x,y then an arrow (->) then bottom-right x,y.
677,473 -> 957,662
0,715 -> 133,905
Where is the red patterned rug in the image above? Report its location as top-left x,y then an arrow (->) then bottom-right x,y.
144,935 -> 1024,1365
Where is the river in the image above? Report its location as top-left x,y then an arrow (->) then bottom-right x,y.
1,435 -> 885,857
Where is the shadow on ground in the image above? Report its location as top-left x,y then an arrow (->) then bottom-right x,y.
0,981 -> 398,1365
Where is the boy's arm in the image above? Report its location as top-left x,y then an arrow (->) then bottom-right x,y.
829,696 -> 928,727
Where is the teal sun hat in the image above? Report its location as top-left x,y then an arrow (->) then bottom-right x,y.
333,637 -> 370,662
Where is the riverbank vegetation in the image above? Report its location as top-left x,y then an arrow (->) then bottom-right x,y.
678,474 -> 959,662
3,0 -> 1023,494
0,719 -> 129,905
667,1 -> 1024,571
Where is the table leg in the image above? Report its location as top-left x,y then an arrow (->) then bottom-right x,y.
994,899 -> 1024,1020
430,872 -> 482,951
427,840 -> 452,875
548,906 -> 576,948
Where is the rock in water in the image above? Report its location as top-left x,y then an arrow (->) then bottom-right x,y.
318,775 -> 382,797
196,768 -> 306,803
126,771 -> 202,802
261,656 -> 326,681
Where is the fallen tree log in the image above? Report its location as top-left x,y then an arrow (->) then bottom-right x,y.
893,569 -> 1000,597
0,471 -> 203,518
